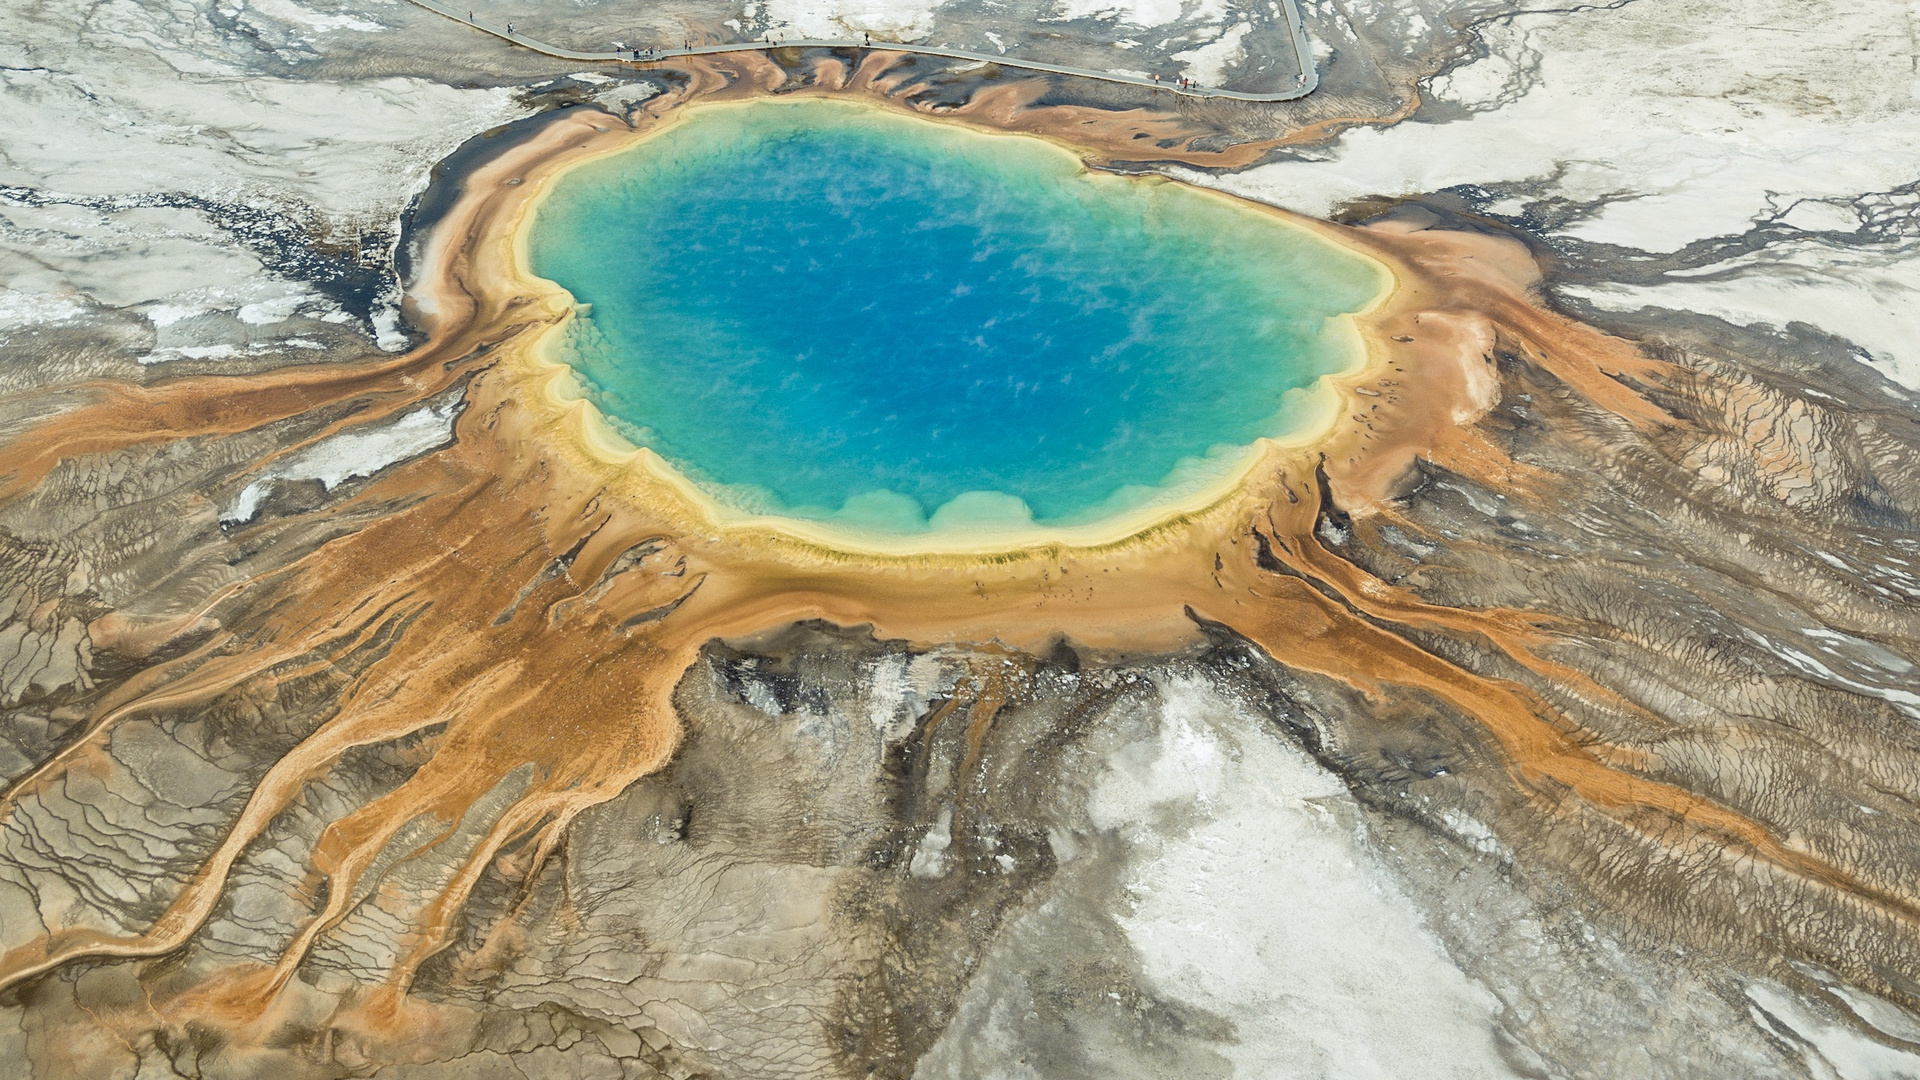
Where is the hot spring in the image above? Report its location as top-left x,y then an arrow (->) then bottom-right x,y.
526,99 -> 1388,542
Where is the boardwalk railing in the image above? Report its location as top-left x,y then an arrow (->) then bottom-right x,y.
406,0 -> 1320,102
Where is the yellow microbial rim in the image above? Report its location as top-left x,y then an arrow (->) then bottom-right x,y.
492,97 -> 1398,561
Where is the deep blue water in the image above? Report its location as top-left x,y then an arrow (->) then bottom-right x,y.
528,100 -> 1385,534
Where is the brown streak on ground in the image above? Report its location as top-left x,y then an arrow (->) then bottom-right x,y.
0,61 -> 1903,1056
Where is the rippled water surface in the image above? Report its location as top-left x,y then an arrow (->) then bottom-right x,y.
529,100 -> 1386,534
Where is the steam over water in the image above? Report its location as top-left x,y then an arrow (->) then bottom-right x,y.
530,100 -> 1386,535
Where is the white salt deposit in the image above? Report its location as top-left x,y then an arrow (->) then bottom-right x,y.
1193,0 -> 1920,387
1746,983 -> 1920,1080
225,395 -> 461,524
1087,676 -> 1521,1078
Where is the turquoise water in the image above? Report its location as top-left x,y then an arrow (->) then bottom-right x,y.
528,100 -> 1385,535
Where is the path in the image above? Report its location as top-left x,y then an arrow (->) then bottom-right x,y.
406,0 -> 1319,102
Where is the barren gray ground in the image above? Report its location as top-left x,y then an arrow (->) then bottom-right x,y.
3,0 -> 1920,1077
